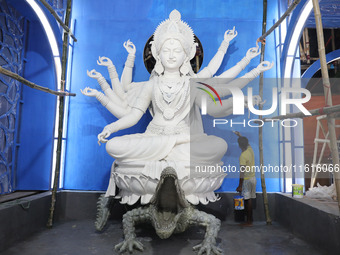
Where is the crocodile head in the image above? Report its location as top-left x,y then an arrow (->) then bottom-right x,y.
150,167 -> 190,239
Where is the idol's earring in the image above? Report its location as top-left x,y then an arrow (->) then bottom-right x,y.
154,56 -> 164,75
180,57 -> 191,76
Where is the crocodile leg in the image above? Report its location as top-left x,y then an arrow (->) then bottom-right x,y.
115,207 -> 151,253
189,209 -> 222,255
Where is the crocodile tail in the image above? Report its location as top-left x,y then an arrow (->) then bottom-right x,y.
95,194 -> 113,231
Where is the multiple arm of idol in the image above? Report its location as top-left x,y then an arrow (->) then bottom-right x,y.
82,29 -> 273,142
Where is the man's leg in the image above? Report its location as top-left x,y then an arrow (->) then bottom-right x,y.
245,198 -> 253,224
241,179 -> 254,226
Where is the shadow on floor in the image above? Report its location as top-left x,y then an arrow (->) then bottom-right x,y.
1,219 -> 327,255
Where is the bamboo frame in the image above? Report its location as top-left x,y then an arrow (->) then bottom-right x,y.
311,116 -> 329,188
256,0 -> 303,221
254,0 -> 340,210
310,115 -> 340,188
39,0 -> 77,42
47,0 -> 72,228
0,66 -> 75,97
312,0 -> 340,212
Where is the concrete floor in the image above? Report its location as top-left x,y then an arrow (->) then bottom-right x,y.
1,219 -> 326,255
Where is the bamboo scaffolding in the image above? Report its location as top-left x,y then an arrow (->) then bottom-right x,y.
310,115 -> 340,188
259,0 -> 272,225
0,66 -> 75,97
312,0 -> 340,212
47,0 -> 72,228
257,0 -> 301,43
39,0 -> 77,42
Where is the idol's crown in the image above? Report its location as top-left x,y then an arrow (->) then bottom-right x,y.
153,10 -> 195,56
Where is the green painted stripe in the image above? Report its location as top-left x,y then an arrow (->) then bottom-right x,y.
197,87 -> 217,104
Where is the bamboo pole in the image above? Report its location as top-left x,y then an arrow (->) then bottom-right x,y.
312,0 -> 340,212
39,0 -> 77,42
299,42 -> 307,62
47,0 -> 72,228
311,121 -> 321,188
259,0 -> 272,225
263,104 -> 340,121
305,28 -> 311,64
331,29 -> 335,52
331,29 -> 337,73
329,112 -> 340,119
0,66 -> 75,97
311,133 -> 330,188
257,0 -> 301,43
302,28 -> 307,62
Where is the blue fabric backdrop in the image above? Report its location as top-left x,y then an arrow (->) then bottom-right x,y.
64,0 -> 281,192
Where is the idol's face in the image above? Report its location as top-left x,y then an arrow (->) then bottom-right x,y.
159,39 -> 186,72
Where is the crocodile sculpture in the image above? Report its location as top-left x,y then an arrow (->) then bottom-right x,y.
115,167 -> 222,254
